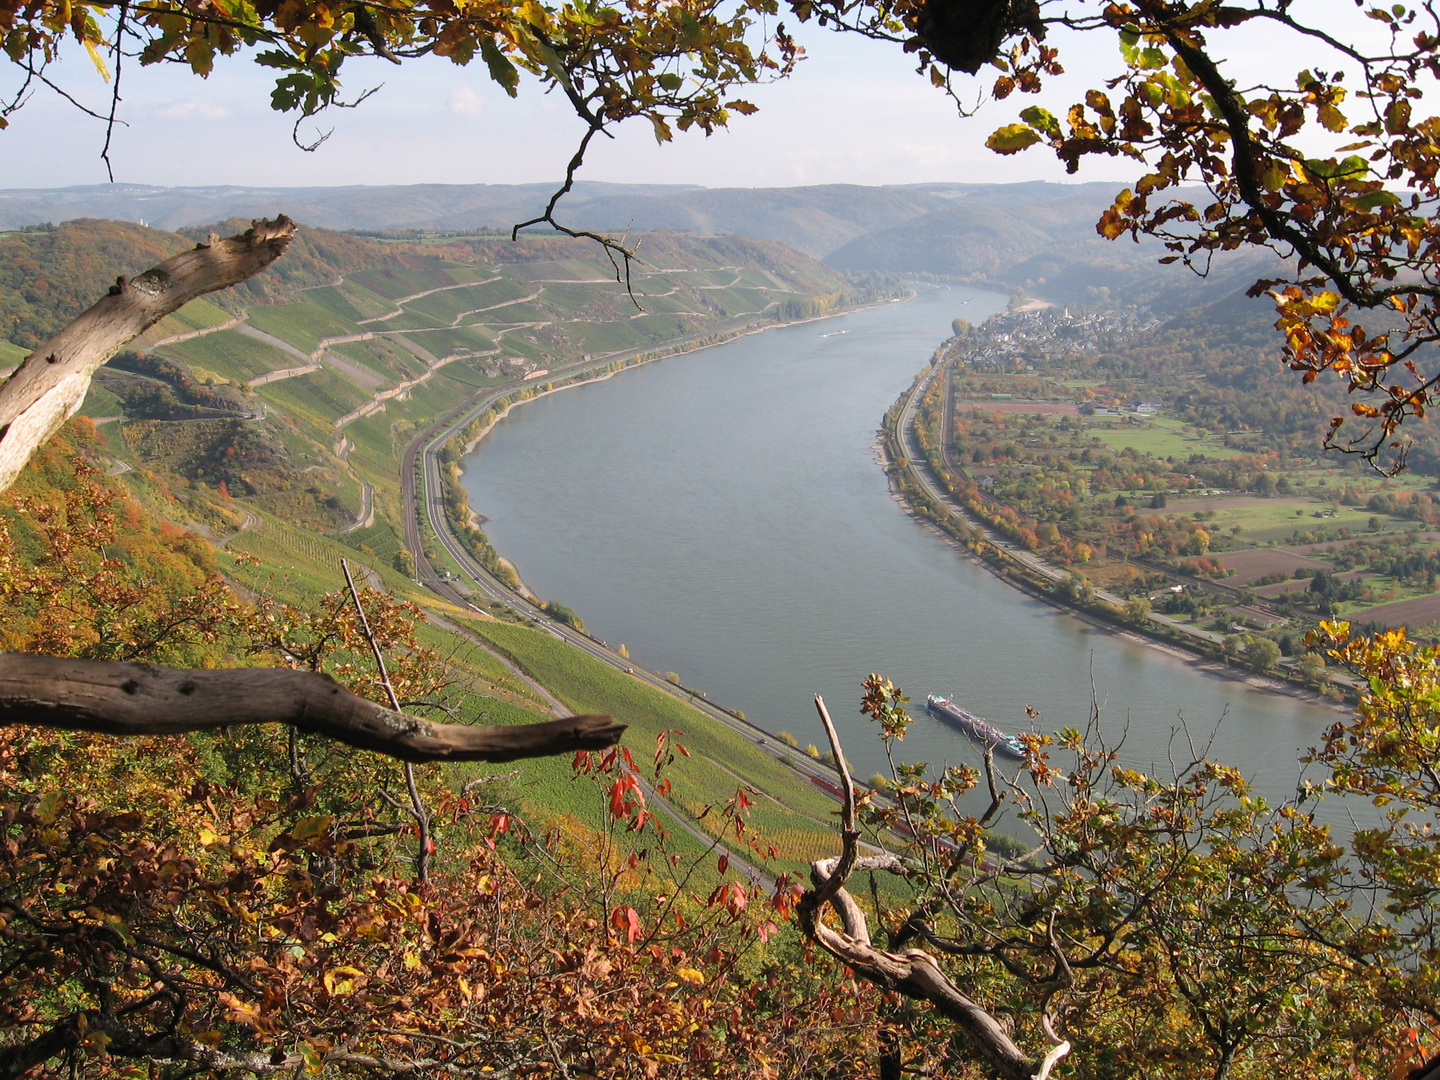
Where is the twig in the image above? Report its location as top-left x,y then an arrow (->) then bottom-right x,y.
342,558 -> 432,883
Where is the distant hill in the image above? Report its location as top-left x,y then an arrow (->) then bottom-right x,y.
0,179 -> 1283,305
0,181 -> 700,235
0,180 -> 947,255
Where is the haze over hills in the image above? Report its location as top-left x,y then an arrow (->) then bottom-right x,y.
0,178 -> 1281,318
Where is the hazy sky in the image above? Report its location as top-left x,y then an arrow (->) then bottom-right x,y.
1,7 -> 1377,192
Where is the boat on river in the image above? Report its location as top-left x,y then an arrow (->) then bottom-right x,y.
925,695 -> 1026,760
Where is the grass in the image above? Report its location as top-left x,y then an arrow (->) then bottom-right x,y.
246,302 -> 360,355
255,366 -> 372,435
394,326 -> 498,358
158,329 -> 294,383
1089,416 -> 1243,459
146,297 -> 233,339
332,340 -> 428,385
347,264 -> 459,301
0,341 -> 27,366
301,284 -> 389,323
403,280 -> 534,323
462,618 -> 845,878
78,384 -> 125,419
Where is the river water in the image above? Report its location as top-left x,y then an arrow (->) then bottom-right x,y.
461,283 -> 1342,810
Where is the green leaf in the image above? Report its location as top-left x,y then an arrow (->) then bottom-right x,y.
480,37 -> 519,97
1351,190 -> 1401,211
36,790 -> 62,825
290,815 -> 333,840
986,124 -> 1042,154
1019,105 -> 1060,138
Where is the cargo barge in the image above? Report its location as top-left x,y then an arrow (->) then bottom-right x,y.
925,694 -> 1026,760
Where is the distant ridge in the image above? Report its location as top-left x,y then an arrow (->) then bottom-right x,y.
0,180 -> 1115,255
0,179 -> 1272,305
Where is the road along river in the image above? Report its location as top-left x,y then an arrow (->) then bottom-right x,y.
460,283 -> 1343,815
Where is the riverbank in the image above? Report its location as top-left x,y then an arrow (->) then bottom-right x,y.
452,286 -> 913,493
880,366 -> 1354,713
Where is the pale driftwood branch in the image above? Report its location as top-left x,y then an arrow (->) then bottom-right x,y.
798,694 -> 1069,1080
0,217 -> 298,493
0,653 -> 624,763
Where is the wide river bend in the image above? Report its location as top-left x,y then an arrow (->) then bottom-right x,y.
462,284 -> 1340,811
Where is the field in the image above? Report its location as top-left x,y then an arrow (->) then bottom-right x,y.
160,329 -> 296,383
246,302 -> 360,355
1090,417 -> 1244,459
1208,548 -> 1330,585
1167,494 -> 1383,542
958,401 -> 1078,414
143,297 -> 233,340
1347,591 -> 1440,628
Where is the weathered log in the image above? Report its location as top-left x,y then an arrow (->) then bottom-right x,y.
0,217 -> 298,493
0,653 -> 625,763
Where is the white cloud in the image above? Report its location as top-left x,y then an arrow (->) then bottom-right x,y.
448,87 -> 485,117
152,101 -> 231,121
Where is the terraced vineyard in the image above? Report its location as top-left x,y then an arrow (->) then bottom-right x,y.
3,216 -> 899,871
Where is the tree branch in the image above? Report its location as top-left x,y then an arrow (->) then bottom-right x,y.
0,217 -> 298,493
797,695 -> 1066,1080
0,652 -> 625,763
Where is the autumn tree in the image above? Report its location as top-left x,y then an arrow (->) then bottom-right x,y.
797,673 -> 1440,1080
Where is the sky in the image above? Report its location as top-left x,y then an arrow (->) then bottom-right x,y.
0,5 -> 1382,192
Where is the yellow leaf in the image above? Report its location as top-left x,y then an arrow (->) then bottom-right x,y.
323,966 -> 365,996
676,967 -> 705,986
84,37 -> 110,83
985,124 -> 1042,154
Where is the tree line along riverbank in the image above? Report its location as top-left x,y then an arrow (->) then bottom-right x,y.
879,351 -> 1360,708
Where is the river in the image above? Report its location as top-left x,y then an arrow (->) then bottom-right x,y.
461,283 -> 1342,812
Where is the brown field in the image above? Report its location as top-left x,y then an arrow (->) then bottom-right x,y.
1349,591 -> 1440,629
1252,569 -> 1366,598
1211,548 -> 1330,585
957,401 -> 1079,415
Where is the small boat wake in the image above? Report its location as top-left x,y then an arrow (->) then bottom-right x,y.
925,695 -> 1026,760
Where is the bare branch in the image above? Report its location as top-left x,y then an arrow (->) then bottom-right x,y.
797,695 -> 1058,1080
342,558 -> 432,881
0,217 -> 297,493
0,652 -> 625,764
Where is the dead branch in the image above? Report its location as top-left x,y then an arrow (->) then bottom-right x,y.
0,217 -> 297,493
797,694 -> 1070,1080
0,652 -> 624,763
342,558 -> 432,881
